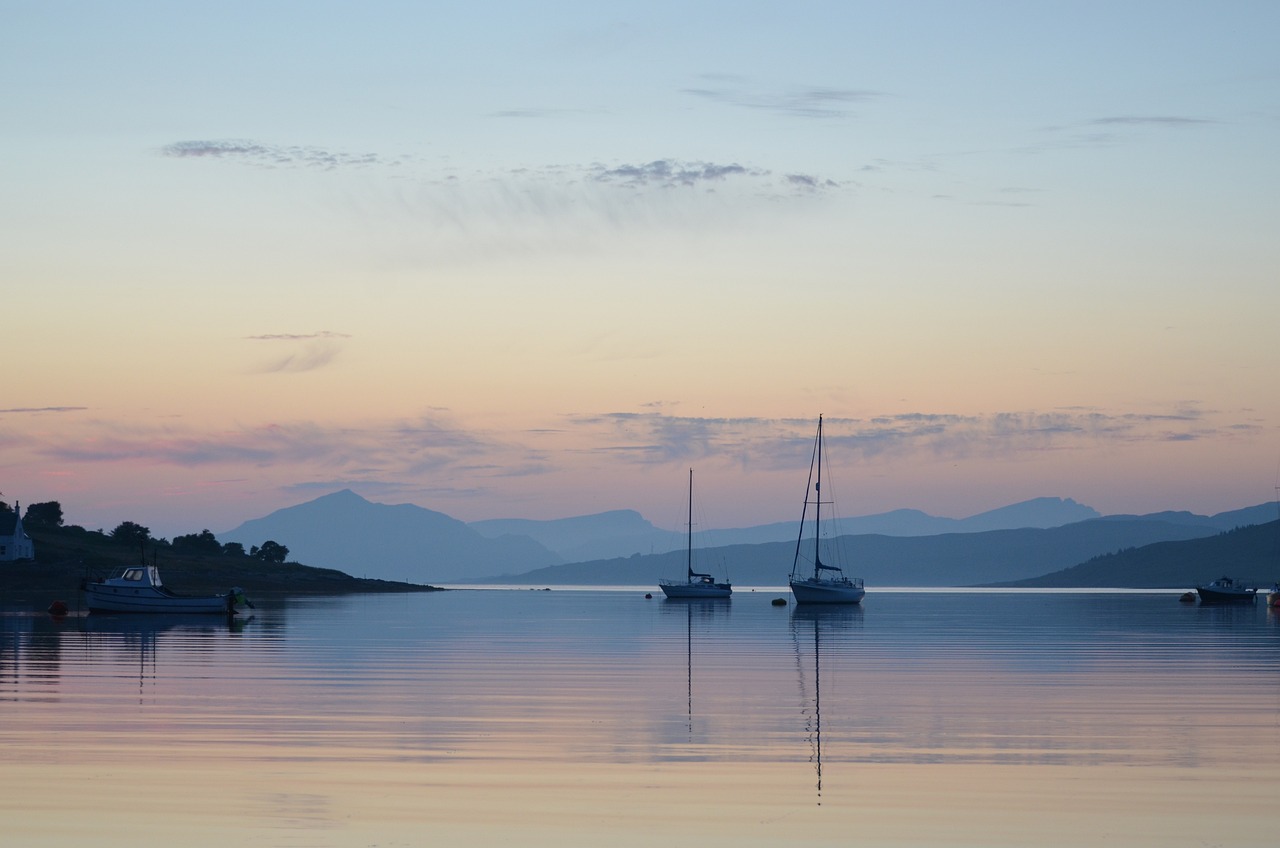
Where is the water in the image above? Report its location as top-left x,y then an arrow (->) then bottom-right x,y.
3,589 -> 1278,847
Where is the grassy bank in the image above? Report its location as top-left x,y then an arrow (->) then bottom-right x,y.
0,525 -> 440,608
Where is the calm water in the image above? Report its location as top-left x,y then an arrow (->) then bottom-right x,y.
3,588 -> 1278,847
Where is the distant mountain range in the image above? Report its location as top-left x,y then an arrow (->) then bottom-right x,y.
218,489 -> 1280,587
998,519 -> 1280,589
219,489 -> 561,584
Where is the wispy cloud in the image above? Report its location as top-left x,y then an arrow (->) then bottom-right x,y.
0,407 -> 88,414
591,159 -> 758,189
1089,116 -> 1216,127
12,403 -> 1262,523
246,331 -> 352,373
684,75 -> 883,118
34,414 -> 506,477
785,173 -> 843,193
564,406 -> 1240,469
1026,114 -> 1217,153
161,139 -> 386,170
489,107 -> 604,119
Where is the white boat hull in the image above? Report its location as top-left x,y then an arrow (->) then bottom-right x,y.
659,580 -> 731,599
83,565 -> 250,615
790,577 -> 865,605
84,583 -> 243,614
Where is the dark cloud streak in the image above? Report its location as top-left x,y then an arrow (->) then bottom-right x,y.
684,76 -> 882,118
162,139 -> 384,170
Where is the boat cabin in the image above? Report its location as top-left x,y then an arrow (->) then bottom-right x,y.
103,565 -> 165,589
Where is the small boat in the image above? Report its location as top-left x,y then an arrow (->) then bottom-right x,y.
1267,584 -> 1280,608
1195,576 -> 1257,604
659,469 -> 732,600
789,415 -> 865,605
83,564 -> 253,615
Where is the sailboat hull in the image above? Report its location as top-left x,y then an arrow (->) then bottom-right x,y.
790,576 -> 865,605
659,580 -> 732,599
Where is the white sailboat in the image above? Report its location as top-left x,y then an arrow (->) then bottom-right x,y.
789,415 -> 866,605
659,469 -> 732,599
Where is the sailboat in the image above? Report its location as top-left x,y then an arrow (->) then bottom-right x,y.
659,469 -> 732,599
789,415 -> 866,604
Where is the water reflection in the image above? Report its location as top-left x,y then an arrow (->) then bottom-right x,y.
1,610 -> 252,707
0,591 -> 1277,848
660,598 -> 729,742
791,606 -> 862,804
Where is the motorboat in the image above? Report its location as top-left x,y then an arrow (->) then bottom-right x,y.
659,469 -> 732,599
789,415 -> 866,605
84,564 -> 253,615
1267,584 -> 1280,609
1195,576 -> 1257,604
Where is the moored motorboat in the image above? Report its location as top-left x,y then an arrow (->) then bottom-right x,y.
1195,576 -> 1257,604
659,469 -> 732,600
1267,584 -> 1280,609
83,564 -> 252,615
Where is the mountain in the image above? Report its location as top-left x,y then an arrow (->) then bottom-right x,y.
469,510 -> 674,563
468,497 -> 1105,562
998,519 -> 1280,588
467,518 -> 1224,587
220,490 -> 1280,587
218,489 -> 561,583
1099,502 -> 1280,532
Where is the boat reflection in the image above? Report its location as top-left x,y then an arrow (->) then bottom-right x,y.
661,599 -> 728,738
791,605 -> 862,804
78,614 -> 254,702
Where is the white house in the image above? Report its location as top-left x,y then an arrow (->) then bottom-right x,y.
0,503 -> 36,562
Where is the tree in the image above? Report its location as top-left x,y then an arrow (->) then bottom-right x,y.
172,529 -> 222,555
221,541 -> 247,558
252,540 -> 289,563
24,501 -> 64,528
109,521 -> 152,546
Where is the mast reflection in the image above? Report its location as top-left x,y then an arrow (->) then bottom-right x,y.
792,606 -> 862,804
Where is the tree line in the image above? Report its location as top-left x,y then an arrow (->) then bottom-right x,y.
2,498 -> 290,564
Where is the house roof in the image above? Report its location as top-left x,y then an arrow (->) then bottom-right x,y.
0,510 -> 22,535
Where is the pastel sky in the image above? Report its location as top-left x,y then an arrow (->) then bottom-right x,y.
3,1 -> 1279,538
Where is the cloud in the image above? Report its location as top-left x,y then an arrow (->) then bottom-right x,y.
785,173 -> 842,193
161,139 -> 385,170
246,331 -> 351,373
1024,114 -> 1217,154
246,331 -> 352,341
35,414 -> 507,478
564,406 -> 1234,469
489,108 -> 603,119
0,407 -> 88,414
1089,116 -> 1216,128
591,159 -> 757,189
683,75 -> 883,118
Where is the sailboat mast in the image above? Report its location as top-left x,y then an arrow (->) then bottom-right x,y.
813,415 -> 823,578
687,467 -> 694,580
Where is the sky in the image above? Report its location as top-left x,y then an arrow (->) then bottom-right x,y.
3,1 -> 1279,539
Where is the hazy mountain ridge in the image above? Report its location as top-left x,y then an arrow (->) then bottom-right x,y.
998,519 -> 1280,589
219,489 -> 1279,587
469,510 -> 668,563
467,519 -> 1226,587
470,496 -> 1104,560
219,489 -> 562,583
